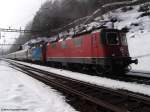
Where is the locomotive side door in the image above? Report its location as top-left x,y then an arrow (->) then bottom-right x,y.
91,33 -> 99,62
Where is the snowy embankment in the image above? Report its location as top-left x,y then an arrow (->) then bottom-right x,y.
7,59 -> 150,97
0,60 -> 77,112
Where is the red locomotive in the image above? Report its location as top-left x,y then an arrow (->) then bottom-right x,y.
46,28 -> 138,74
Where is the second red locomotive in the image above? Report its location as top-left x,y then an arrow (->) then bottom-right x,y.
46,28 -> 138,74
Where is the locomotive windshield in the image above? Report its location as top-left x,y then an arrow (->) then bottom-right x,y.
106,32 -> 119,45
120,33 -> 127,46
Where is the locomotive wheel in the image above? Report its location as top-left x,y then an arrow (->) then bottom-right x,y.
111,66 -> 128,75
94,65 -> 110,75
68,63 -> 83,72
103,65 -> 113,75
95,66 -> 104,75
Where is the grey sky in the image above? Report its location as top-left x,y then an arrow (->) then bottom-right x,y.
0,0 -> 48,28
0,0 -> 49,50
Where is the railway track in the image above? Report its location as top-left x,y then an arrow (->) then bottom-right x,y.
5,59 -> 150,86
128,71 -> 150,78
4,59 -> 150,112
105,71 -> 150,85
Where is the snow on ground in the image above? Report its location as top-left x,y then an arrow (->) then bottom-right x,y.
0,60 -> 77,112
7,59 -> 150,97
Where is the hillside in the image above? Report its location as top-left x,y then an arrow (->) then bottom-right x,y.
31,0 -> 148,36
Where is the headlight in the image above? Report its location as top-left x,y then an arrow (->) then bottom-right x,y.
112,53 -> 115,56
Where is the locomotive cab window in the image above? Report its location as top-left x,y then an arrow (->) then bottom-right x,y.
106,32 -> 119,45
61,41 -> 67,48
73,37 -> 82,47
120,33 -> 127,46
51,43 -> 57,48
